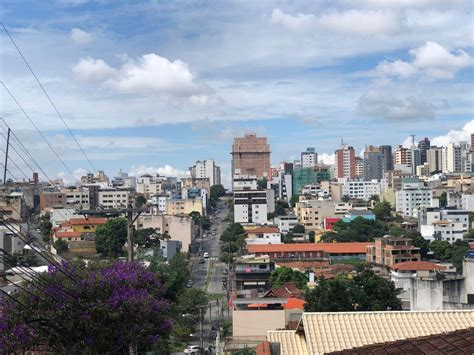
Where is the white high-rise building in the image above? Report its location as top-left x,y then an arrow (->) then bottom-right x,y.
189,159 -> 221,186
442,143 -> 462,173
395,178 -> 432,218
301,148 -> 318,168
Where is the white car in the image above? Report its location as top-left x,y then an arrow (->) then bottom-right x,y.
203,252 -> 209,259
184,345 -> 202,354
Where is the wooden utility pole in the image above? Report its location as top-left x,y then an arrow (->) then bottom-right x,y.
127,205 -> 134,261
3,128 -> 10,184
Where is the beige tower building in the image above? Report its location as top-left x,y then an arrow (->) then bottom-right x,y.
231,133 -> 271,180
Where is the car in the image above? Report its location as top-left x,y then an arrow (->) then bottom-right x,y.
199,258 -> 205,264
184,345 -> 203,354
186,280 -> 194,288
223,269 -> 229,275
203,252 -> 209,259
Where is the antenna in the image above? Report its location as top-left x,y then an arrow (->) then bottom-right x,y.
410,135 -> 416,147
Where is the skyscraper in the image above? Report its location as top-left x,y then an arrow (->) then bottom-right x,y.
189,159 -> 221,186
418,137 -> 431,164
379,145 -> 393,172
364,146 -> 384,180
301,147 -> 318,168
335,142 -> 355,179
427,146 -> 443,173
231,133 -> 271,180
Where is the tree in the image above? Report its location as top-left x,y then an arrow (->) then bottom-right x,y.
373,201 -> 392,221
403,231 -> 429,259
0,261 -> 171,353
134,227 -> 161,248
308,231 -> 315,243
270,266 -> 307,289
341,195 -> 351,202
292,224 -> 305,234
39,213 -> 52,237
304,268 -> 401,312
150,252 -> 190,302
439,192 -> 447,208
210,184 -> 225,200
257,177 -> 268,190
430,239 -> 469,272
322,217 -> 388,243
135,194 -> 147,207
274,200 -> 289,216
282,232 -> 296,244
95,217 -> 128,257
369,195 -> 380,204
53,239 -> 69,253
290,194 -> 300,206
267,212 -> 277,220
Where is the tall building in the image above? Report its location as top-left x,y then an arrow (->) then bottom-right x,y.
380,145 -> 393,172
189,159 -> 221,186
355,157 -> 365,178
301,147 -> 317,168
364,146 -> 384,181
418,137 -> 430,164
335,142 -> 356,179
231,133 -> 271,181
442,143 -> 462,173
394,145 -> 411,166
427,147 -> 443,173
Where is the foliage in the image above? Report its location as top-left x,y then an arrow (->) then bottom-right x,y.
274,200 -> 289,216
373,201 -> 392,221
172,288 -> 208,339
388,223 -> 404,237
189,211 -> 211,230
257,177 -> 268,190
220,223 -> 245,243
304,268 -> 401,312
290,194 -> 300,206
39,213 -> 52,237
341,195 -> 351,202
210,184 -> 226,200
221,242 -> 239,254
53,239 -> 69,253
439,192 -> 447,208
267,212 -> 276,220
134,227 -> 161,248
135,194 -> 147,207
292,224 -> 305,234
149,252 -> 190,302
0,261 -> 171,353
321,217 -> 388,243
429,239 -> 469,272
95,217 -> 128,257
220,252 -> 234,264
469,212 -> 474,230
308,231 -> 315,243
282,232 -> 295,244
369,195 -> 380,204
403,231 -> 429,259
270,266 -> 307,289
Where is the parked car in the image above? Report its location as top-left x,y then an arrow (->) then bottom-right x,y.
186,280 -> 194,288
184,345 -> 203,354
203,252 -> 209,259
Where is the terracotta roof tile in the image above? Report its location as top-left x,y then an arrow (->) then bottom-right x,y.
267,330 -> 308,355
248,226 -> 280,234
256,340 -> 272,355
283,298 -> 305,310
248,242 -> 372,254
54,231 -> 82,238
68,217 -> 107,225
265,282 -> 304,299
391,261 -> 445,271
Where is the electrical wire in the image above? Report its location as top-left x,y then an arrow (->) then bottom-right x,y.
0,22 -> 96,174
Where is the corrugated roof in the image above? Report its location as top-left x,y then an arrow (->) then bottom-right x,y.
267,330 -> 308,355
69,217 -> 107,225
391,261 -> 445,271
248,242 -> 372,254
265,282 -> 304,299
302,311 -> 474,354
328,328 -> 474,354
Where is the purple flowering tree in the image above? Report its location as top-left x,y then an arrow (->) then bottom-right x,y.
0,261 -> 172,353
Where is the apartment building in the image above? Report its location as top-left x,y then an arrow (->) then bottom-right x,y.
395,178 -> 432,217
301,147 -> 317,168
189,159 -> 221,186
419,207 -> 468,243
98,189 -> 130,209
341,179 -> 382,201
165,198 -> 204,216
234,189 -> 268,224
366,237 -> 420,269
335,143 -> 355,179
231,133 -> 271,180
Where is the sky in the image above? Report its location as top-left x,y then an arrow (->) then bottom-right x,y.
0,0 -> 473,187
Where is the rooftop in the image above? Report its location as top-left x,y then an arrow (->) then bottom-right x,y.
68,217 -> 107,225
264,282 -> 304,300
54,231 -> 82,238
391,261 -> 445,271
267,330 -> 308,355
248,226 -> 280,234
248,242 -> 372,254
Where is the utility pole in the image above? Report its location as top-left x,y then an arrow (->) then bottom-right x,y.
199,307 -> 204,350
3,127 -> 10,184
126,204 -> 134,261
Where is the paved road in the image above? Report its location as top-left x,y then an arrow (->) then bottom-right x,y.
187,199 -> 231,352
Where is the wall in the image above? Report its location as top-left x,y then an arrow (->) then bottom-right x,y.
232,309 -> 286,339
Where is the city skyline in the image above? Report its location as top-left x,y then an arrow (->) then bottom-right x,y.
0,1 -> 473,186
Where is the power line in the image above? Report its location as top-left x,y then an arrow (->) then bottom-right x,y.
0,82 -> 79,184
0,22 -> 97,174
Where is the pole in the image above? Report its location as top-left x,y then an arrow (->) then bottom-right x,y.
199,307 -> 203,350
127,204 -> 134,261
3,128 -> 10,184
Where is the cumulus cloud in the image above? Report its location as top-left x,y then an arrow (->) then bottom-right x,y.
270,8 -> 316,32
375,41 -> 473,79
73,53 -> 208,97
358,92 -> 435,120
70,28 -> 93,44
431,120 -> 474,147
318,153 -> 335,165
319,10 -> 400,35
129,164 -> 190,178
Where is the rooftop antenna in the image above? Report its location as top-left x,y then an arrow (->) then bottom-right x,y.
410,135 -> 416,148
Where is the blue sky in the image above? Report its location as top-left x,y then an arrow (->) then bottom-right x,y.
0,0 -> 473,186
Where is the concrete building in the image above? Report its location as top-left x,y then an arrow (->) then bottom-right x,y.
275,215 -> 298,234
135,214 -> 196,252
461,194 -> 474,211
292,165 -> 331,195
301,147 -> 317,168
159,239 -> 182,260
364,150 -> 384,181
231,133 -> 271,180
335,142 -> 356,179
165,198 -> 204,216
234,189 -> 268,224
234,255 -> 275,292
394,145 -> 411,166
355,157 -> 365,178
443,143 -> 462,173
427,146 -> 444,173
50,208 -> 77,227
418,137 -> 431,164
98,189 -> 130,209
189,159 -> 221,187
380,145 -> 393,172
419,208 -> 469,243
395,178 -> 432,217
366,237 -> 420,271
147,195 -> 168,213
246,226 -> 281,245
294,199 -> 338,231
341,179 -> 382,201
80,170 -> 109,185
233,175 -> 258,191
136,174 -> 166,198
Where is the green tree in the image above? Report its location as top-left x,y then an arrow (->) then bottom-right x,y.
429,239 -> 469,272
267,212 -> 277,220
135,194 -> 147,207
39,213 -> 52,237
369,195 -> 380,204
323,217 -> 388,243
282,232 -> 295,244
95,217 -> 128,257
292,224 -> 305,234
308,231 -> 315,243
150,252 -> 190,302
290,194 -> 300,206
304,277 -> 353,312
373,201 -> 392,221
210,184 -> 226,200
403,231 -> 429,259
341,195 -> 351,202
257,177 -> 268,190
439,192 -> 447,207
274,200 -> 289,216
270,266 -> 307,289
134,227 -> 161,247
53,239 -> 69,253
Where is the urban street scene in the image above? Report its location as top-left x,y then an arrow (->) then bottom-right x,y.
0,1 -> 473,354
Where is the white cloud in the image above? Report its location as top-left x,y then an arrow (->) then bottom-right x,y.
73,53 -> 208,97
73,57 -> 116,82
375,41 -> 473,80
70,28 -> 93,45
270,8 -> 316,32
358,92 -> 435,120
431,120 -> 474,147
318,153 -> 335,165
401,136 -> 415,148
129,164 -> 190,178
319,10 -> 400,35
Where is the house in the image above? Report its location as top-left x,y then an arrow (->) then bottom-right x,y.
366,236 -> 420,274
68,217 -> 107,233
234,255 -> 275,292
247,243 -> 372,261
265,310 -> 474,355
264,282 -> 304,300
419,207 -> 469,243
246,227 -> 281,245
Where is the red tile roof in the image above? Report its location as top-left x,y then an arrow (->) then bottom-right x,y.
54,231 -> 82,238
283,298 -> 305,310
68,217 -> 107,225
248,242 -> 372,254
265,282 -> 304,299
275,260 -> 331,271
391,261 -> 445,271
256,340 -> 272,355
248,226 -> 280,234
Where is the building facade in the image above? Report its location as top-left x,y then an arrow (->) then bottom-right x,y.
231,133 -> 271,180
